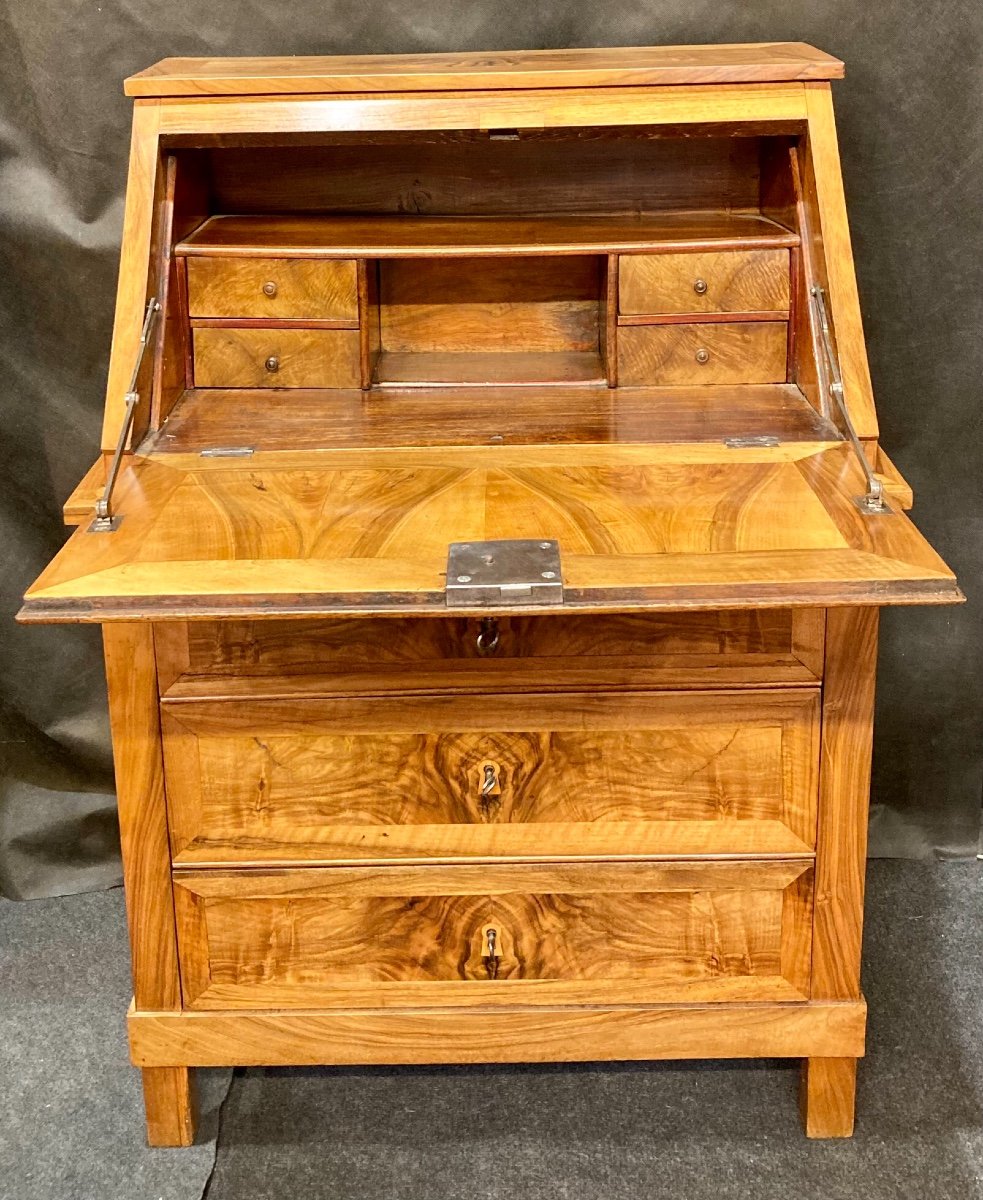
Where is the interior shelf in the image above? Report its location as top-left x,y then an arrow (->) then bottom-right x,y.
176,211 -> 799,258
145,383 -> 841,454
372,351 -> 606,387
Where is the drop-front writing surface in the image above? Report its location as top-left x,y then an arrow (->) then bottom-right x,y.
19,44 -> 960,1146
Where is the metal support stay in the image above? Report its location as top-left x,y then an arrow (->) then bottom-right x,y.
89,297 -> 161,533
810,284 -> 887,514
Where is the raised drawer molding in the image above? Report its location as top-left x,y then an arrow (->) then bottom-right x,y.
20,45 -> 960,1146
172,861 -> 814,1009
160,689 -> 820,864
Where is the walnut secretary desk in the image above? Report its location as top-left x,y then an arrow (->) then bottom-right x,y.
19,44 -> 961,1145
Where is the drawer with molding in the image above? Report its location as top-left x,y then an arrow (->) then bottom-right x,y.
186,257 -> 359,320
618,321 -> 788,386
160,689 -> 820,866
192,326 -> 361,388
172,859 -> 815,1009
154,609 -> 825,698
619,249 -> 790,316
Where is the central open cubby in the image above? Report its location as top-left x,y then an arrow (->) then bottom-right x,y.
371,255 -> 608,386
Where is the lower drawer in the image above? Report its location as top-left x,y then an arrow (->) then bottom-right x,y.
173,860 -> 814,1009
618,322 -> 787,386
193,326 -> 361,388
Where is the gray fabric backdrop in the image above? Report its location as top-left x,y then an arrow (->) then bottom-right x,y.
1,2 -> 980,899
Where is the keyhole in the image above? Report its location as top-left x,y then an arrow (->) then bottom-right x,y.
481,764 -> 497,795
483,927 -> 500,980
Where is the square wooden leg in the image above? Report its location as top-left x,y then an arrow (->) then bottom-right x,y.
799,1056 -> 857,1138
141,1066 -> 199,1147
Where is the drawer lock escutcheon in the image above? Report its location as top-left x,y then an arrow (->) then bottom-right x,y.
483,927 -> 500,980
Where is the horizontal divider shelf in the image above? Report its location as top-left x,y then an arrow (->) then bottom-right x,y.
176,211 -> 800,258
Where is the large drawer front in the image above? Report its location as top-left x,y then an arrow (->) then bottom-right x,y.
173,860 -> 814,1009
161,689 -> 820,865
157,610 -> 825,696
187,257 -> 358,320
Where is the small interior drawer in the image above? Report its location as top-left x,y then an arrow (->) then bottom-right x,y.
173,859 -> 814,1009
160,688 -> 820,866
619,249 -> 790,316
186,257 -> 358,320
193,326 -> 361,388
618,321 -> 787,386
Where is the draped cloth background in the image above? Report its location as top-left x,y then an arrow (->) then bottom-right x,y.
1,1 -> 980,899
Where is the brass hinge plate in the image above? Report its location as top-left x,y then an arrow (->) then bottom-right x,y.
445,539 -> 563,607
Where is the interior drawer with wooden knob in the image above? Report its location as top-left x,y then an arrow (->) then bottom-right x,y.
172,858 -> 814,1009
155,610 -> 825,697
186,257 -> 359,320
192,326 -> 361,388
160,689 -> 820,866
618,322 -> 788,386
619,249 -> 790,316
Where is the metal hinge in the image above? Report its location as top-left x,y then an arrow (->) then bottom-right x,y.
89,297 -> 161,533
810,284 -> 888,514
199,446 -> 255,458
723,435 -> 780,449
445,539 -> 563,607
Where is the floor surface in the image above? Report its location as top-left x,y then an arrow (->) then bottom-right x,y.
2,861 -> 980,1200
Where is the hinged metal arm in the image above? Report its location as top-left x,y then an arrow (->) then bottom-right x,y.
810,284 -> 887,514
89,297 -> 160,533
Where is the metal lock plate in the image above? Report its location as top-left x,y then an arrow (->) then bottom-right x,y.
445,539 -> 563,607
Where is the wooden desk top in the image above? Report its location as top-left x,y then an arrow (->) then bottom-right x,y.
20,442 -> 959,622
124,44 -> 844,98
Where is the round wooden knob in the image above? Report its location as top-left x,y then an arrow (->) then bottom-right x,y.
262,281 -> 278,297
695,348 -> 710,365
264,355 -> 280,372
693,278 -> 708,295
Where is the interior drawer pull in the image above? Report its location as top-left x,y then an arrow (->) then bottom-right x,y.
262,280 -> 278,297
695,347 -> 711,365
693,277 -> 708,295
264,355 -> 280,373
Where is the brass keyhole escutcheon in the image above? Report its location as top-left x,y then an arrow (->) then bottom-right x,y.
695,348 -> 710,365
265,355 -> 280,373
693,277 -> 708,295
483,926 -> 500,980
262,280 -> 278,297
476,617 -> 500,656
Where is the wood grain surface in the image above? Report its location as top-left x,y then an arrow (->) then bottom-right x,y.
143,383 -> 838,451
177,213 -> 799,258
618,322 -> 787,386
126,44 -> 844,97
619,249 -> 790,315
160,688 -> 819,862
172,860 -> 814,1008
378,256 -> 601,354
187,257 -> 358,320
193,327 -> 361,388
21,443 -> 960,622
